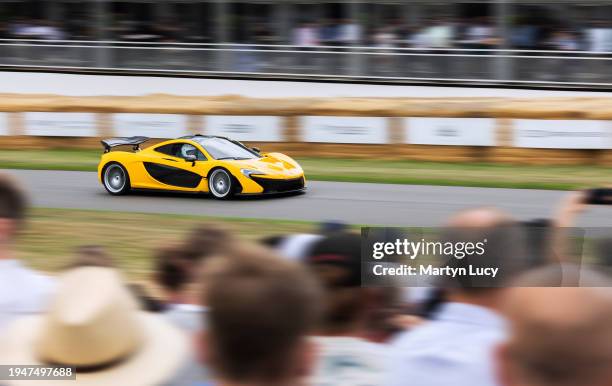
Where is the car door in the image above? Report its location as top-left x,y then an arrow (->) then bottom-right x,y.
138,142 -> 209,191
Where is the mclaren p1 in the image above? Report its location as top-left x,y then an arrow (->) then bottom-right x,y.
98,135 -> 305,199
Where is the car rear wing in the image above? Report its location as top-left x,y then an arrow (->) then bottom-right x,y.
101,136 -> 150,153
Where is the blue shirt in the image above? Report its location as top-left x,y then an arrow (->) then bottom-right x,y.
385,302 -> 506,386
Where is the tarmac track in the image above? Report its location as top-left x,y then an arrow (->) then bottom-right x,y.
9,169 -> 612,227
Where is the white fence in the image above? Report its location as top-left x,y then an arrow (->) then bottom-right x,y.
4,112 -> 612,150
3,39 -> 612,87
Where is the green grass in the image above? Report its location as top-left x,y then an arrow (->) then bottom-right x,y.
299,158 -> 612,191
19,208 -> 603,284
1,148 -> 611,190
0,148 -> 99,172
18,208 -> 319,279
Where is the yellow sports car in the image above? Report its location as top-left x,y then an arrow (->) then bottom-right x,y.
98,135 -> 305,199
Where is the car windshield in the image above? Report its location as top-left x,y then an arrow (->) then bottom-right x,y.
192,137 -> 259,160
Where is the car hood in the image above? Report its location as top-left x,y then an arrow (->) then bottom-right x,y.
223,153 -> 303,177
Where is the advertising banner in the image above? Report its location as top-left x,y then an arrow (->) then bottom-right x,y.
514,119 -> 612,149
406,118 -> 495,146
114,114 -> 189,138
302,116 -> 389,144
0,113 -> 8,136
205,116 -> 282,142
24,112 -> 97,137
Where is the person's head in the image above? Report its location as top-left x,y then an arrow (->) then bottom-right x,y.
318,220 -> 348,234
155,243 -> 189,295
67,246 -> 164,312
259,234 -> 285,249
200,245 -> 322,386
497,265 -> 612,386
440,208 -> 530,308
182,224 -> 233,260
1,267 -> 188,385
0,173 -> 28,247
155,224 -> 232,298
306,232 -> 381,336
67,245 -> 115,269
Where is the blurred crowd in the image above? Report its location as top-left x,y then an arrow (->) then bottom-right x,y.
294,17 -> 608,51
1,170 -> 612,386
2,13 -> 612,52
4,4 -> 612,83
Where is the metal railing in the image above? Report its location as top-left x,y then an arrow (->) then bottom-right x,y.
1,39 -> 612,87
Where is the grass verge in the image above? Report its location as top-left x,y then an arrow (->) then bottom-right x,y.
19,207 -> 318,279
1,148 -> 611,190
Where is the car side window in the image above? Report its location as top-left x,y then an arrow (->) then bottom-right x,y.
155,143 -> 207,161
154,144 -> 176,157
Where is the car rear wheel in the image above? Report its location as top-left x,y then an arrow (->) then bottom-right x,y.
103,163 -> 131,195
209,169 -> 234,199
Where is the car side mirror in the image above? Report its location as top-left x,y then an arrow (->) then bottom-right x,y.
184,154 -> 197,165
252,147 -> 261,153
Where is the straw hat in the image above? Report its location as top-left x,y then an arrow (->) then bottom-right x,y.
0,267 -> 189,386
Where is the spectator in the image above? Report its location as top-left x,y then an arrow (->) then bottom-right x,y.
293,22 -> 319,47
253,23 -> 276,45
261,222 -> 347,261
157,226 -> 247,386
198,246 -> 322,386
587,20 -> 612,53
0,21 -> 9,39
551,191 -> 592,263
511,20 -> 539,49
274,233 -> 323,261
372,25 -> 398,73
338,18 -> 362,46
306,232 -> 391,386
155,224 -> 232,332
386,208 -> 530,386
426,18 -> 455,49
548,30 -> 579,51
38,21 -> 66,40
497,265 -> 612,386
67,244 -> 165,312
319,19 -> 338,46
410,22 -> 433,49
8,18 -> 31,38
8,19 -> 65,40
66,244 -> 115,269
0,267 -> 189,385
373,26 -> 396,49
465,17 -> 498,49
0,173 -> 55,330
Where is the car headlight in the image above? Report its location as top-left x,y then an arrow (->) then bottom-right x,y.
241,169 -> 266,177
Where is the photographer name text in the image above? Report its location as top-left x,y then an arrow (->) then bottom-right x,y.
372,264 -> 499,278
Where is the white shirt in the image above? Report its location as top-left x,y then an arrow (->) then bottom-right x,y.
164,303 -> 207,333
375,32 -> 395,48
589,28 -> 612,52
294,27 -> 318,47
311,336 -> 389,386
467,25 -> 493,43
277,233 -> 322,261
0,259 -> 55,330
411,30 -> 430,49
164,304 -> 211,386
339,24 -> 362,44
427,25 -> 454,48
386,302 -> 506,386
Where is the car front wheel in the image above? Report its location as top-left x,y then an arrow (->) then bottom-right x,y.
208,169 -> 234,199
